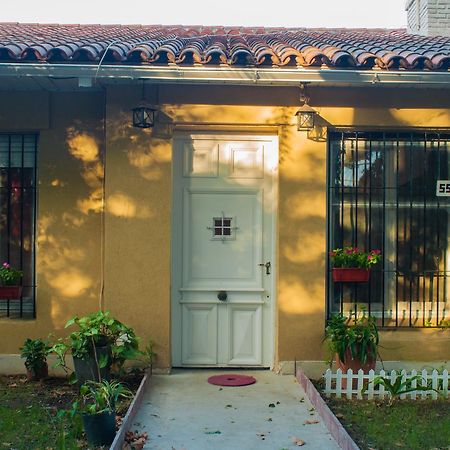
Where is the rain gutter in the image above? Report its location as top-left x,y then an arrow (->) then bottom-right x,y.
0,63 -> 449,87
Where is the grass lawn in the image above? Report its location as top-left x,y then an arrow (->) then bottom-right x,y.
326,397 -> 450,450
0,375 -> 85,450
0,374 -> 140,450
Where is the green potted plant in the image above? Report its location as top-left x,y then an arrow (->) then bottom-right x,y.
79,379 -> 132,446
325,312 -> 379,374
51,310 -> 141,383
0,262 -> 23,299
329,247 -> 381,282
20,338 -> 50,381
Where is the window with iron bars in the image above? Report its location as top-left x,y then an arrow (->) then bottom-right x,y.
328,131 -> 450,328
0,134 -> 37,319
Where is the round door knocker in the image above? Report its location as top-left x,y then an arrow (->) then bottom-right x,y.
217,291 -> 228,302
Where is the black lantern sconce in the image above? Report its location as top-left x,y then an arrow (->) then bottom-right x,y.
132,81 -> 157,129
295,83 -> 318,132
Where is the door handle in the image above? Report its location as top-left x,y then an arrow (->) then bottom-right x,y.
258,262 -> 271,275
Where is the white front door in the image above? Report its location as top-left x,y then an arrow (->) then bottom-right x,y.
171,134 -> 277,367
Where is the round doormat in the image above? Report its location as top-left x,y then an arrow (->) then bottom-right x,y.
207,374 -> 256,387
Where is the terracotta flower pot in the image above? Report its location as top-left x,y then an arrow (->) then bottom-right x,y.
0,285 -> 22,299
335,348 -> 376,389
332,268 -> 370,283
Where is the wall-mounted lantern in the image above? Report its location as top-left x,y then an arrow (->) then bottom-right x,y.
132,81 -> 157,128
295,83 -> 318,132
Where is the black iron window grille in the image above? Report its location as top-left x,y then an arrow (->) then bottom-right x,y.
328,131 -> 450,328
0,134 -> 37,319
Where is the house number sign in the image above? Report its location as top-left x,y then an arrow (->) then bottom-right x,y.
436,180 -> 450,197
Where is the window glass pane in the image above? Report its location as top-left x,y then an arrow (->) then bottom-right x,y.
23,152 -> 35,169
9,152 -> 21,167
0,153 -> 9,168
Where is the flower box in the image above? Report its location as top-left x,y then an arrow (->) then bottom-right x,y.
329,247 -> 380,283
0,285 -> 23,299
0,262 -> 23,298
332,268 -> 370,283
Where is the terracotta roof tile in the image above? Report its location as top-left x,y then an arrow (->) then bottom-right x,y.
0,23 -> 448,70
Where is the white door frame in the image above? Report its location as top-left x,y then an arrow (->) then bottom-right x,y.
170,132 -> 278,368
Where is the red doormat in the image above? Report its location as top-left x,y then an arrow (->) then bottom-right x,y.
207,374 -> 256,387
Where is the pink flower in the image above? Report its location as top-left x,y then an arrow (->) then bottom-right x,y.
368,255 -> 374,260
372,249 -> 381,255
329,251 -> 336,257
345,248 -> 353,254
2,262 -> 10,269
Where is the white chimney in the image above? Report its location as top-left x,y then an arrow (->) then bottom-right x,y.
406,0 -> 450,36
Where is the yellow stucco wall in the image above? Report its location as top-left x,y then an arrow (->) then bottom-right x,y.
0,91 -> 104,352
0,85 -> 449,373
103,87 -> 172,369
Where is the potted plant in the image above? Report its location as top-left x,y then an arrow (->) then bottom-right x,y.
51,310 -> 141,383
329,247 -> 381,282
324,312 -> 379,374
20,338 -> 50,381
79,379 -> 132,446
0,262 -> 23,299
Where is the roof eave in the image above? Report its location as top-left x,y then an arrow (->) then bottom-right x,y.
0,63 -> 449,87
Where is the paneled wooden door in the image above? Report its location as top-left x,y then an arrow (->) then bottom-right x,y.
171,134 -> 277,367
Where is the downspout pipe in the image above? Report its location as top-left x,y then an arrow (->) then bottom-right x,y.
0,63 -> 449,87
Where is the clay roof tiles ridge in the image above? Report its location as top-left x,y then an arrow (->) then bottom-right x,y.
0,23 -> 448,70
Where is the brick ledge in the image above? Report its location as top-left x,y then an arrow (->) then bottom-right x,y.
296,367 -> 360,450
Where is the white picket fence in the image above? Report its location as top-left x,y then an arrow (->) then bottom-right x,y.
324,368 -> 449,400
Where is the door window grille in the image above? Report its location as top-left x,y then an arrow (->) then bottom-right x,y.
213,217 -> 232,236
0,134 -> 37,319
328,131 -> 450,327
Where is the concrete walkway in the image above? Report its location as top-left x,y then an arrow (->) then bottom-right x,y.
132,370 -> 340,450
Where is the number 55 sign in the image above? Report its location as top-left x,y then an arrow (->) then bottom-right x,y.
436,180 -> 450,196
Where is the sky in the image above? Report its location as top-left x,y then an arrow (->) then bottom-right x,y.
1,0 -> 407,28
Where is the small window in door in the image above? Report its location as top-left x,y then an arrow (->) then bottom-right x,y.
208,215 -> 237,241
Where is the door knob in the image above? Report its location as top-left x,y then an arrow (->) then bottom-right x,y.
258,262 -> 271,275
217,291 -> 228,301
